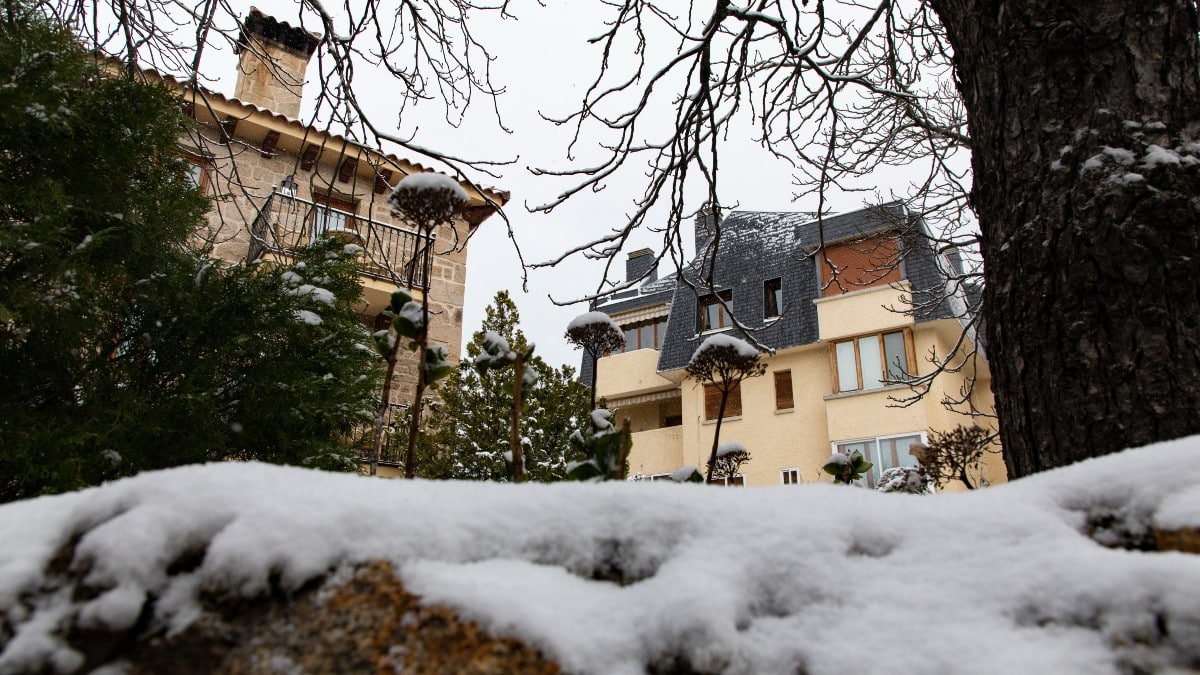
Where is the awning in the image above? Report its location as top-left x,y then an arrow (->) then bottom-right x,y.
609,304 -> 670,325
608,388 -> 681,408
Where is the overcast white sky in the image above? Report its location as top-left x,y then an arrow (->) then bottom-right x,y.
202,1 -> 888,369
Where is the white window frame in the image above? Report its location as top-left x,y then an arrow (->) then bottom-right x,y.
780,468 -> 801,485
831,431 -> 927,488
708,474 -> 745,487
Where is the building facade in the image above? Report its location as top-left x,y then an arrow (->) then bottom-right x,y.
586,204 -> 1006,489
146,10 -> 507,473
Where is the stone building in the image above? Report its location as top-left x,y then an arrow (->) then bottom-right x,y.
144,9 -> 508,472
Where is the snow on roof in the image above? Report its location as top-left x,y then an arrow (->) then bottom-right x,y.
567,311 -> 622,332
690,333 -> 760,363
4,439 -> 1200,674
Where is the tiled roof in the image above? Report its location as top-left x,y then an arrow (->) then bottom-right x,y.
126,63 -> 510,206
582,203 -> 967,383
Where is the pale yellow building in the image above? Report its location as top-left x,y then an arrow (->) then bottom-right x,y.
586,205 -> 1006,489
144,9 -> 507,472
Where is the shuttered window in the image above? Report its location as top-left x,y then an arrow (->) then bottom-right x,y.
704,382 -> 742,421
774,370 -> 794,410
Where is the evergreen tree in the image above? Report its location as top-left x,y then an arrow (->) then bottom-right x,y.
419,292 -> 590,482
0,8 -> 381,501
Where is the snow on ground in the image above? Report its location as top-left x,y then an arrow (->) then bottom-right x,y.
4,439 -> 1200,674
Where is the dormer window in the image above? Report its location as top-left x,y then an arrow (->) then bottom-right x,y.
698,290 -> 733,332
819,233 -> 902,297
764,278 -> 782,319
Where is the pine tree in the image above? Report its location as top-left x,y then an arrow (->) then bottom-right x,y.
0,8 -> 381,501
419,292 -> 590,482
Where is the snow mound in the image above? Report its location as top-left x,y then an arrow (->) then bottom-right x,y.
392,172 -> 468,201
3,439 -> 1200,674
691,333 -> 759,362
566,311 -> 621,332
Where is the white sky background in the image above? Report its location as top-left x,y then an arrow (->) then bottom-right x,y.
196,0 -> 915,369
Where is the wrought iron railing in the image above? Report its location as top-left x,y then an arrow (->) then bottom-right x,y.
351,401 -> 410,466
247,189 -> 434,290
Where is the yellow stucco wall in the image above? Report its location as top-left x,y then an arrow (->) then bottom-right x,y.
596,349 -> 677,400
816,284 -> 913,341
604,315 -> 1008,488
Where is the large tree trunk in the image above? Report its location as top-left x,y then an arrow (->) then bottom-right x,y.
930,0 -> 1200,477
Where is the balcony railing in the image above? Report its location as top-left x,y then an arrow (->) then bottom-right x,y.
247,189 -> 434,290
350,401 -> 409,466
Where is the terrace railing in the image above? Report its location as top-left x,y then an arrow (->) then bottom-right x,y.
247,188 -> 434,290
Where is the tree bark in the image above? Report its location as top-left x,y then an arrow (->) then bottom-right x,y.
705,389 -> 729,484
930,0 -> 1200,477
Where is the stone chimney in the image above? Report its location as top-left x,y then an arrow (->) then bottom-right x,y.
234,8 -> 321,118
694,204 -> 720,253
626,248 -> 657,283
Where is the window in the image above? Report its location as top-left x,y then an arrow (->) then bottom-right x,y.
312,194 -> 357,237
834,433 -> 923,489
831,329 -> 913,393
620,317 -> 668,352
704,382 -> 742,421
764,278 -> 782,319
781,468 -> 801,485
708,475 -> 745,486
698,290 -> 733,332
774,370 -> 794,410
819,234 -> 903,297
663,414 -> 683,427
183,156 -> 209,193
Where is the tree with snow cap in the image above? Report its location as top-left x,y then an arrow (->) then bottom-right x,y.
374,172 -> 467,478
685,334 -> 766,483
565,311 -> 625,410
710,442 -> 751,485
473,329 -> 537,482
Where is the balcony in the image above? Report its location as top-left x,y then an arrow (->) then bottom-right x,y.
595,348 -> 676,401
627,425 -> 684,476
351,401 -> 409,467
247,189 -> 434,290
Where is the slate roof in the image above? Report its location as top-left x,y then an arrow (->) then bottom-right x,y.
582,202 -> 965,384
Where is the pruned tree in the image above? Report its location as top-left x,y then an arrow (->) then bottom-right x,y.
709,442 -> 751,485
565,311 -> 626,410
378,173 -> 465,478
685,335 -> 766,484
912,425 -> 997,491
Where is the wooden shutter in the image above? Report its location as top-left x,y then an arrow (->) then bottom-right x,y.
774,371 -> 794,410
705,381 -> 743,419
704,384 -> 720,420
726,382 -> 742,417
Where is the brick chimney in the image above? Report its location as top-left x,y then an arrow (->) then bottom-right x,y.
234,8 -> 321,118
626,248 -> 657,283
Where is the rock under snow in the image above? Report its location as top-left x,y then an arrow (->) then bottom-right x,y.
3,439 -> 1200,674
